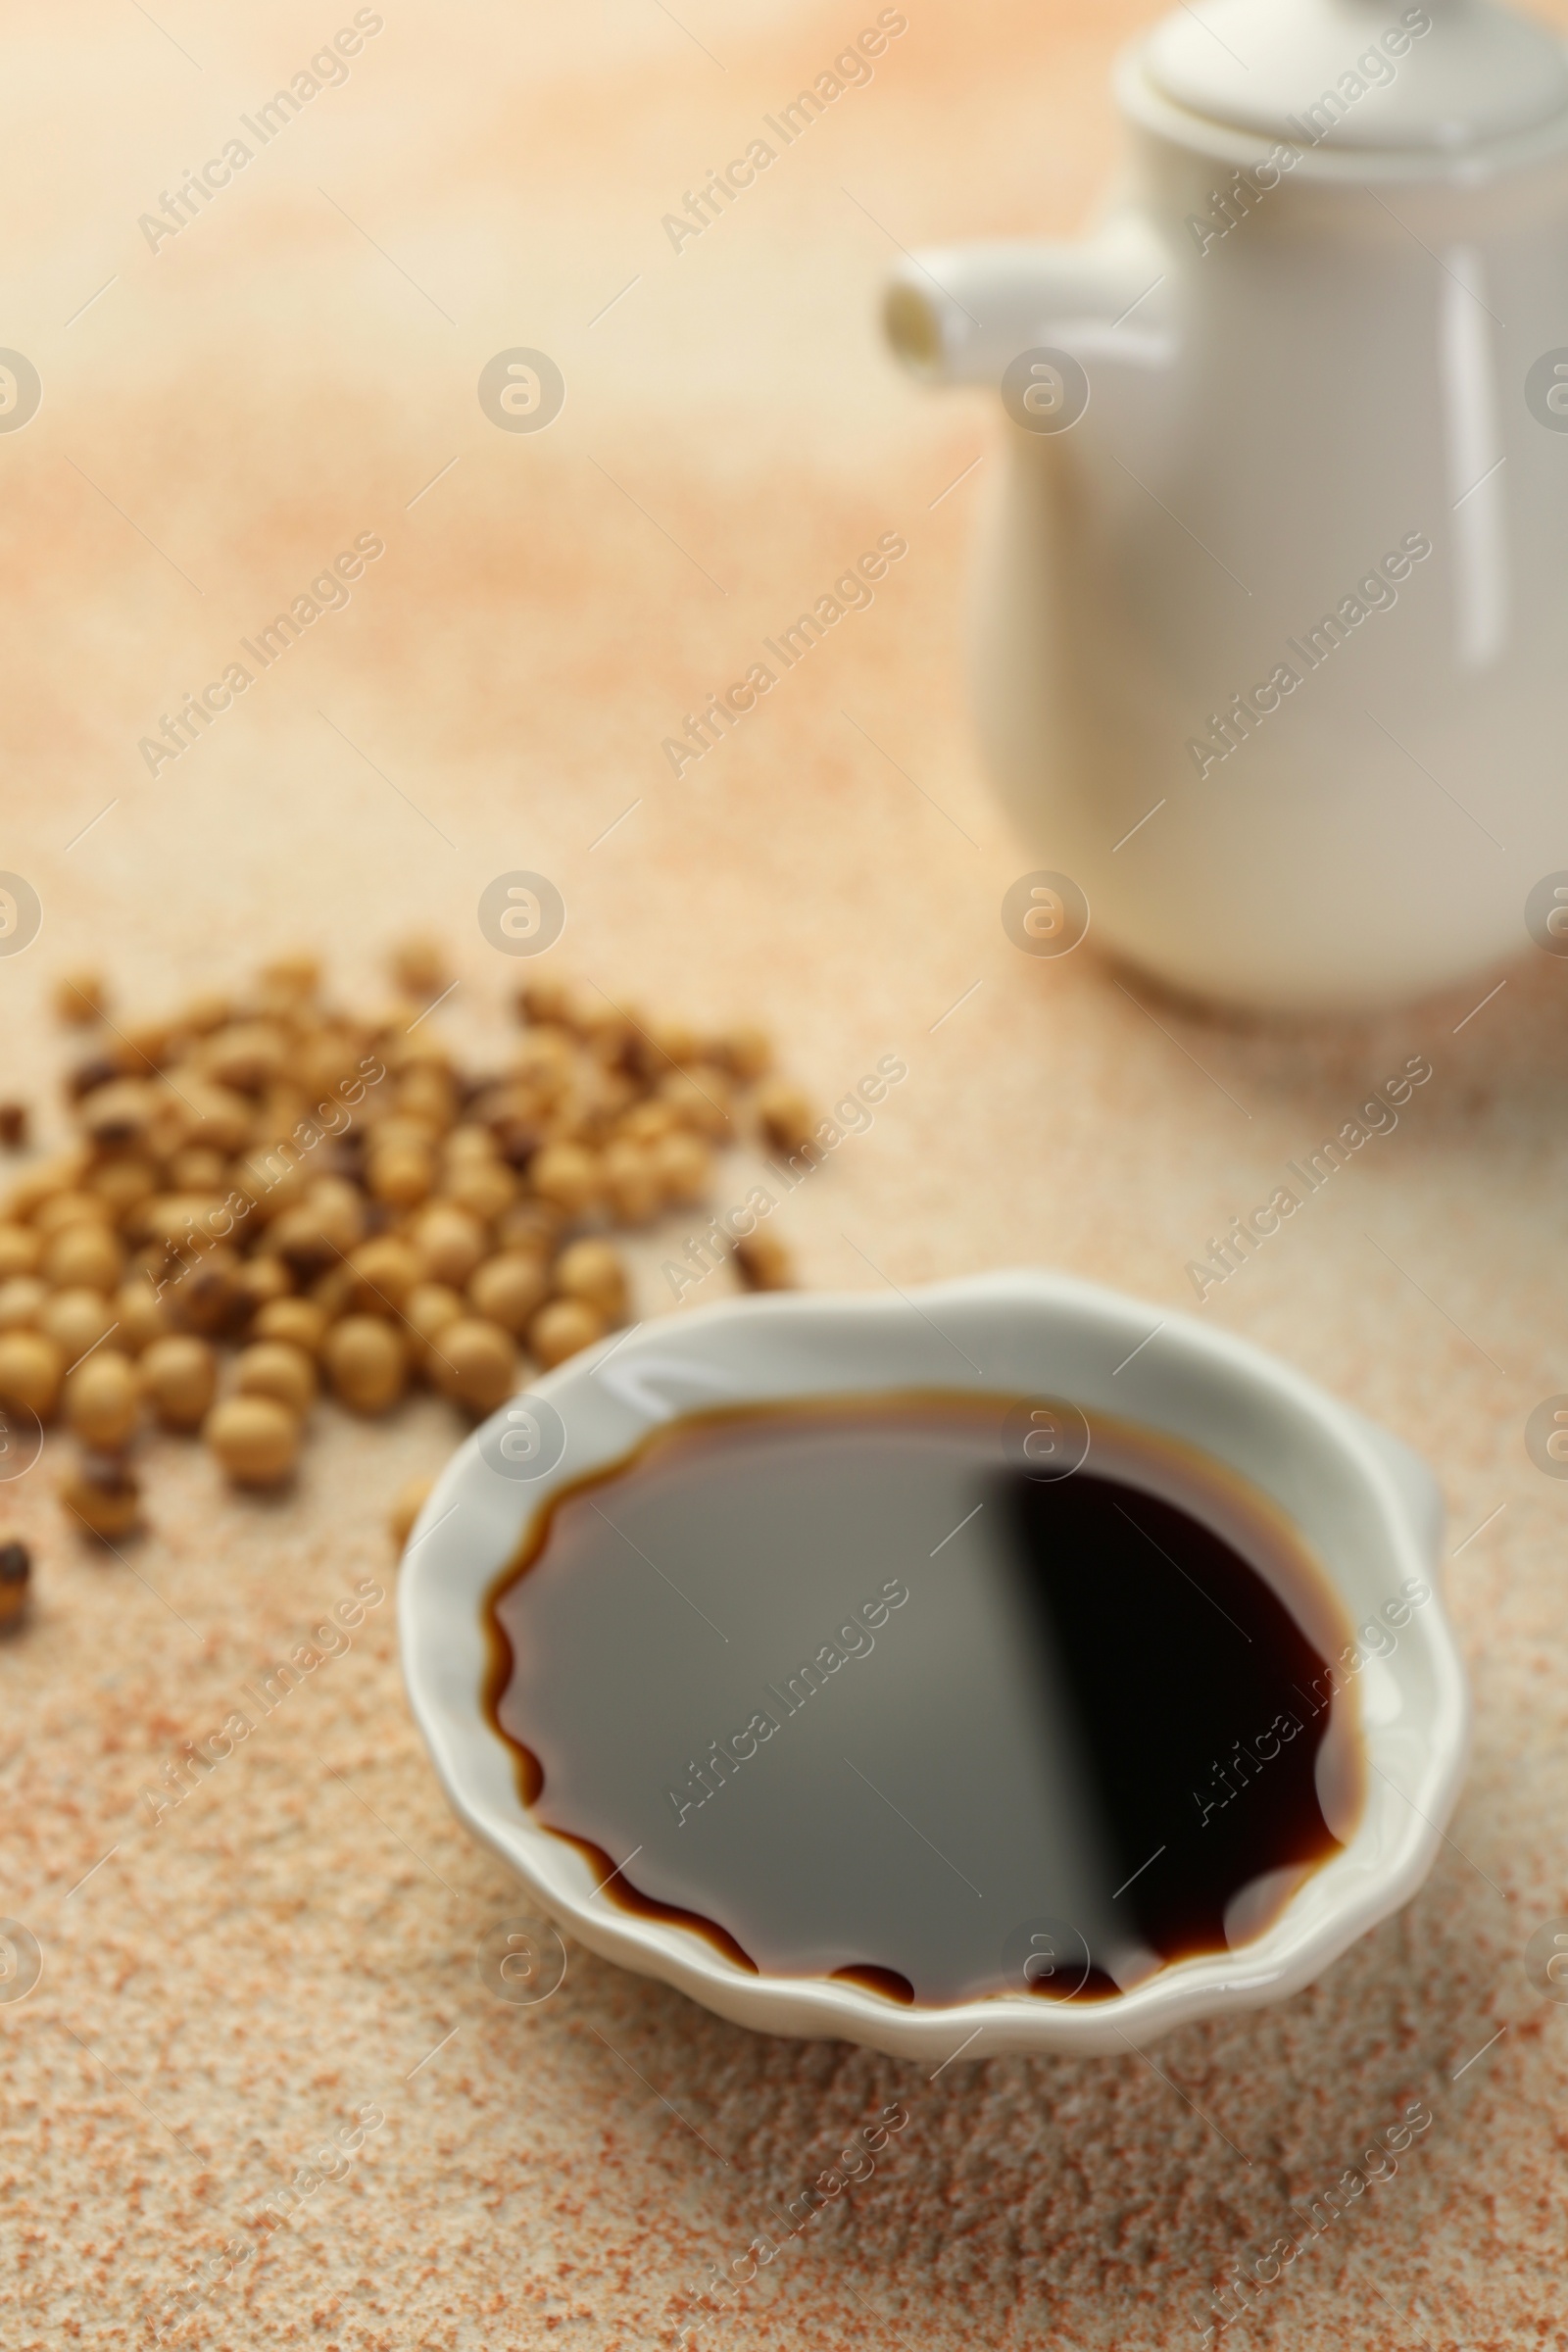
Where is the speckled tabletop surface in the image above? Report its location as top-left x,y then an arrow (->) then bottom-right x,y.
4,1 -> 1568,2345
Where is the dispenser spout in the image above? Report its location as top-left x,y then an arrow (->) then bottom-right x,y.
883,220 -> 1172,387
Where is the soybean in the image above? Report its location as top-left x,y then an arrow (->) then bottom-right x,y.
205,1396 -> 300,1487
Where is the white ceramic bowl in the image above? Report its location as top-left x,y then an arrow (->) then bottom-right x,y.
399,1272 -> 1469,2058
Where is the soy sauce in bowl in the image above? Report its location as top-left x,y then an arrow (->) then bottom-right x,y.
483,1394 -> 1361,2006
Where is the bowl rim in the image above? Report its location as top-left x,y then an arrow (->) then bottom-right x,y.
398,1269 -> 1470,2059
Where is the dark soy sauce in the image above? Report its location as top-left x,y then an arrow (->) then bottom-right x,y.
484,1395 -> 1359,2007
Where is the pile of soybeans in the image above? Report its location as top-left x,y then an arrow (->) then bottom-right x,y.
0,946 -> 808,1564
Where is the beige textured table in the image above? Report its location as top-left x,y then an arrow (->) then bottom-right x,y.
4,2 -> 1567,2343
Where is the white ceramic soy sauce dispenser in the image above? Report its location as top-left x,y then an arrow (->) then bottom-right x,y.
887,0 -> 1568,1012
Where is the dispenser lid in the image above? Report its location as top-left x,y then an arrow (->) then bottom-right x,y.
1143,0 -> 1568,152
